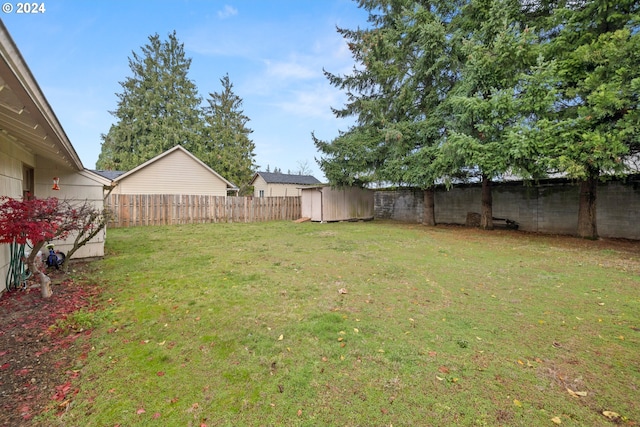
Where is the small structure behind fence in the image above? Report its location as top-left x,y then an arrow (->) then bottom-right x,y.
105,194 -> 301,227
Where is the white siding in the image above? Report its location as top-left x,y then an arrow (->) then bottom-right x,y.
1,141 -> 107,287
114,149 -> 229,196
253,176 -> 268,197
0,135 -> 33,289
253,176 -> 305,197
34,156 -> 106,258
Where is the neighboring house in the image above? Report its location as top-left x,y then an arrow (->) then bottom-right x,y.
251,171 -> 321,197
96,145 -> 238,196
301,186 -> 374,222
0,21 -> 110,290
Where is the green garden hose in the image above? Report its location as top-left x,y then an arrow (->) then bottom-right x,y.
5,240 -> 31,291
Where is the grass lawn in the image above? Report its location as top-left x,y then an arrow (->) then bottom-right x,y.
43,221 -> 639,426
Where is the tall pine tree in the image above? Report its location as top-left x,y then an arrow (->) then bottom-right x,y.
441,0 -> 550,229
532,0 -> 640,238
315,0 -> 455,225
96,31 -> 203,170
201,74 -> 256,195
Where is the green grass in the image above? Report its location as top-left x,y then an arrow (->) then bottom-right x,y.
43,221 -> 639,426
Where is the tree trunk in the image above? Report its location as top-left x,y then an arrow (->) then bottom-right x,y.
60,211 -> 108,272
422,187 -> 436,226
38,272 -> 52,298
25,241 -> 53,298
480,175 -> 493,230
577,174 -> 598,239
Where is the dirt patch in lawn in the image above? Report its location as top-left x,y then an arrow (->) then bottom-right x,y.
0,263 -> 100,426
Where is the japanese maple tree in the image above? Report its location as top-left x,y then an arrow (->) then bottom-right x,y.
0,196 -> 107,298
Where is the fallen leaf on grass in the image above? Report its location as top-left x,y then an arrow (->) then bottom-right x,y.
513,399 -> 522,407
566,388 -> 587,397
52,381 -> 72,401
438,366 -> 450,374
278,334 -> 283,341
551,416 -> 562,424
602,411 -> 620,420
153,412 -> 161,419
136,407 -> 146,415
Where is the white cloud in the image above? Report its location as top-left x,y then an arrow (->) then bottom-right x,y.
263,58 -> 318,80
273,84 -> 345,119
217,5 -> 238,19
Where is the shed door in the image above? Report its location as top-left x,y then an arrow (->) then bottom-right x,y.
310,190 -> 323,221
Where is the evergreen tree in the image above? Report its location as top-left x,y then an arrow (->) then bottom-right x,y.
96,31 -> 203,170
322,0 -> 640,237
441,0 -> 551,229
315,0 -> 455,225
533,1 -> 640,238
201,74 -> 256,195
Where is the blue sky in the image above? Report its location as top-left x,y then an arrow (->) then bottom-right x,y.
2,1 -> 369,179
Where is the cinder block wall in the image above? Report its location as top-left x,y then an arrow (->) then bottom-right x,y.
374,177 -> 640,240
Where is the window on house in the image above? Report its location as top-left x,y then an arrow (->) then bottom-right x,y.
259,190 -> 264,198
22,166 -> 34,199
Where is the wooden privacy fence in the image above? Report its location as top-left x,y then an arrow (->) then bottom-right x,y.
105,194 -> 301,228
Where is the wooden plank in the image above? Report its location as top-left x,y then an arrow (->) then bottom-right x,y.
104,195 -> 303,227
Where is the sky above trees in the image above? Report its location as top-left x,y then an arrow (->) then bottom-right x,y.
2,0 -> 369,179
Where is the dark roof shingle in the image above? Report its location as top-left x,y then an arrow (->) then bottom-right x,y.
256,172 -> 321,185
91,170 -> 125,180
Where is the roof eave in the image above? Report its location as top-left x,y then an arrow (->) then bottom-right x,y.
0,21 -> 83,170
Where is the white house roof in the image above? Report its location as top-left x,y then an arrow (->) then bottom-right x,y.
0,21 -> 82,170
112,145 -> 238,190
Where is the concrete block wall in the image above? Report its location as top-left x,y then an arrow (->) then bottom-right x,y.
375,189 -> 424,223
374,177 -> 640,240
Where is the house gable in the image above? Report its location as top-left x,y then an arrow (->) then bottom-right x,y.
113,146 -> 236,196
250,171 -> 321,197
